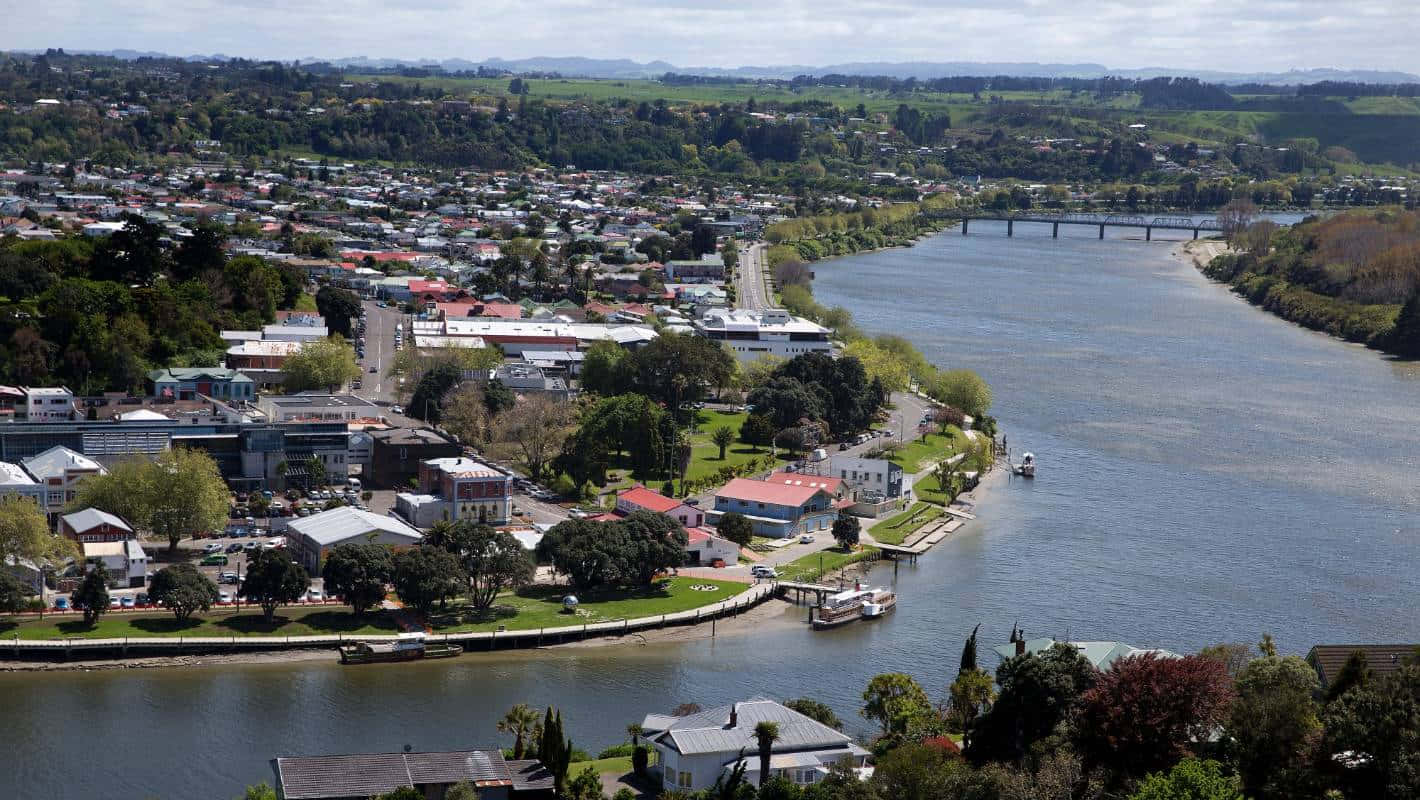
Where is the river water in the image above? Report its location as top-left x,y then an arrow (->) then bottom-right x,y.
8,218 -> 1420,799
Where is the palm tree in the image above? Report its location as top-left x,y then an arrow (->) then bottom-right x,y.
425,520 -> 456,551
497,704 -> 540,759
753,721 -> 780,787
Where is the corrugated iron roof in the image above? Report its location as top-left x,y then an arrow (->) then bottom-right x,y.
274,749 -> 512,799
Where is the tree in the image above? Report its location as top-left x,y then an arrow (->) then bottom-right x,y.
409,361 -> 463,423
948,668 -> 996,734
968,643 -> 1098,764
0,494 -> 75,565
1198,642 -> 1254,678
716,512 -> 753,547
842,340 -> 910,394
960,624 -> 981,674
237,784 -> 280,800
498,703 -> 541,759
785,697 -> 843,730
1385,287 -> 1420,358
443,783 -> 478,800
483,378 -> 516,415
314,286 -> 362,338
711,426 -> 735,460
537,519 -> 628,591
391,546 -> 463,615
740,413 -> 776,452
74,563 -> 110,625
565,766 -> 603,800
618,510 -> 688,586
146,448 -> 230,553
445,522 -> 534,609
320,543 -> 393,616
925,369 -> 992,419
580,340 -> 631,397
239,549 -> 309,622
441,387 -> 491,448
861,673 -> 934,736
1217,198 -> 1257,248
1226,655 -> 1320,800
1324,649 -> 1373,704
491,395 -> 575,481
871,741 -> 962,800
1322,665 -> 1420,799
1076,654 -> 1234,777
754,721 -> 781,787
748,376 -> 824,430
148,563 -> 219,622
0,570 -> 34,614
624,332 -> 735,420
282,335 -> 360,392
831,514 -> 860,550
1128,758 -> 1243,800
539,708 -> 574,796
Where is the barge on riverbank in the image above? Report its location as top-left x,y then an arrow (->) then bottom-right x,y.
339,632 -> 461,664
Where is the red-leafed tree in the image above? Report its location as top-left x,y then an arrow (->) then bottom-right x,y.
1076,653 -> 1234,777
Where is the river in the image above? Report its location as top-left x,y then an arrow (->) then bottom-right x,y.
7,218 -> 1419,799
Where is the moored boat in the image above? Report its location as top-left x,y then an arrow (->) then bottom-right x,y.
812,589 -> 872,629
860,588 -> 897,618
339,632 -> 462,664
1013,452 -> 1036,478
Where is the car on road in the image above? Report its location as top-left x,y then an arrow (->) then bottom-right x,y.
799,534 -> 816,544
750,565 -> 779,578
201,554 -> 229,566
390,405 -> 404,415
219,571 -> 239,584
369,366 -> 378,373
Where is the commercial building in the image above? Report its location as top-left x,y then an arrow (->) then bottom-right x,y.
258,393 -> 381,424
641,698 -> 870,792
693,309 -> 832,362
285,506 -> 422,574
20,386 -> 77,422
410,318 -> 657,357
60,508 -> 135,543
368,428 -> 462,489
711,478 -> 838,538
146,367 -> 255,402
407,456 -> 513,525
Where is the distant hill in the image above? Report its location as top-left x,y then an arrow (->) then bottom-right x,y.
14,49 -> 1419,85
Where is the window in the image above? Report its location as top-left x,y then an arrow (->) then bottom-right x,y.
665,766 -> 675,784
757,503 -> 765,510
679,772 -> 692,789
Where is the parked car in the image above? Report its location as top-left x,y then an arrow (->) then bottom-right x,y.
243,542 -> 259,552
306,589 -> 323,602
201,554 -> 229,566
218,592 -> 232,604
799,534 -> 816,544
750,565 -> 778,578
369,366 -> 378,373
204,543 -> 223,554
108,596 -> 121,609
120,596 -> 135,608
225,543 -> 242,554
219,571 -> 239,584
54,597 -> 68,610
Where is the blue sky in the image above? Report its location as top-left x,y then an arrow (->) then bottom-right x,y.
6,0 -> 1418,73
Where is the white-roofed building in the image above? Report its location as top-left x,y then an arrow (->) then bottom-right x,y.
641,697 -> 870,792
60,508 -> 135,543
285,506 -> 422,573
82,539 -> 149,588
693,309 -> 831,362
0,461 -> 44,506
22,445 -> 106,516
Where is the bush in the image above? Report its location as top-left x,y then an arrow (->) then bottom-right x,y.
598,743 -> 636,759
551,474 -> 577,496
631,745 -> 650,777
26,597 -> 45,612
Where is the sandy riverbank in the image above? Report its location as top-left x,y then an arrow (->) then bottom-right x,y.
1174,238 -> 1232,269
0,648 -> 334,673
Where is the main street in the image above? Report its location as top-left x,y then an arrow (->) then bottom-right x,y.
735,242 -> 774,310
356,299 -> 411,407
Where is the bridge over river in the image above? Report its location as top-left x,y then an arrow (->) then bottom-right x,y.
947,211 -> 1222,240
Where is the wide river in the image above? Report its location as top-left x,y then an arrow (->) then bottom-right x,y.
7,218 -> 1419,799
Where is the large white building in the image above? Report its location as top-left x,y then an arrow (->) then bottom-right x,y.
410,318 -> 657,356
693,309 -> 832,362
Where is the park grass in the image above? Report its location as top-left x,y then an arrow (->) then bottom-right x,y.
427,577 -> 745,633
889,427 -> 969,473
776,546 -> 880,584
1,603 -> 398,641
870,503 -> 944,546
294,293 -> 319,312
569,756 -> 635,777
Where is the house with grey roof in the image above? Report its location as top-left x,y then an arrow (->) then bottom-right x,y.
992,637 -> 1181,670
284,506 -> 421,573
272,748 -> 534,800
21,445 -> 106,516
640,697 -> 870,792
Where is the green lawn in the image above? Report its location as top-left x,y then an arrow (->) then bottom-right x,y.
871,503 -> 944,545
569,756 -> 635,777
427,577 -> 746,633
294,293 -> 319,311
776,546 -> 880,584
889,427 -> 969,473
0,603 -> 398,641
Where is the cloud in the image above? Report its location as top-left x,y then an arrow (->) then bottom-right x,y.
7,0 -> 1418,73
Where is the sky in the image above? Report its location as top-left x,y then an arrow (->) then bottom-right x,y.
6,0 -> 1419,74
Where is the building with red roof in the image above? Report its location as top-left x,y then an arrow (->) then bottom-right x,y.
616,485 -> 704,529
711,477 -> 837,538
764,472 -> 850,501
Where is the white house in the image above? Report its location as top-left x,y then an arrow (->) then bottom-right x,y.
829,456 -> 907,501
83,539 -> 148,588
641,698 -> 870,792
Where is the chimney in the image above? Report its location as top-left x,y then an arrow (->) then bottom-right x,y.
1015,633 -> 1025,657
729,706 -> 738,729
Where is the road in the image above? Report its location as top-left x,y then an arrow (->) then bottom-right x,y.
735,243 -> 775,311
356,300 -> 410,406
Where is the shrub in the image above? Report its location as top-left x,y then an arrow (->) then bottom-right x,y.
631,745 -> 650,777
598,743 -> 636,759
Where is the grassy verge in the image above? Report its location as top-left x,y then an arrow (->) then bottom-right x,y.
427,577 -> 745,633
889,427 -> 969,473
569,756 -> 635,777
871,503 -> 944,545
2,578 -> 746,640
776,546 -> 880,584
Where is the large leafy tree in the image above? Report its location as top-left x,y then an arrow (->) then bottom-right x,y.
624,332 -> 734,421
861,672 -> 934,736
1321,664 -> 1420,799
536,518 -> 629,591
1128,758 -> 1243,800
1225,654 -> 1320,800
314,286 -> 362,338
831,514 -> 860,550
0,570 -> 34,613
408,361 -> 464,423
716,512 -> 753,547
578,339 -> 631,397
1076,654 -> 1234,777
73,448 -> 228,553
320,543 -> 393,616
968,643 -> 1098,765
239,550 -> 309,622
925,369 -> 993,419
445,522 -> 534,610
618,510 -> 688,587
282,335 -> 360,393
0,494 -> 75,565
785,697 -> 843,730
491,394 -> 575,481
747,375 -> 824,430
390,546 -> 463,615
739,412 -> 776,451
148,563 -> 219,622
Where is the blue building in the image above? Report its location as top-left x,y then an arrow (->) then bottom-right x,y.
146,368 -> 255,402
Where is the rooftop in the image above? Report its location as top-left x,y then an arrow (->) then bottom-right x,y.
371,427 -> 455,447
62,508 -> 133,533
424,456 -> 504,479
274,750 -> 512,800
22,446 -> 104,480
642,697 -> 852,756
286,506 -> 421,547
618,486 -> 683,514
716,477 -> 827,507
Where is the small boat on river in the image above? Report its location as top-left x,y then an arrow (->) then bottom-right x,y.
339,632 -> 462,664
860,588 -> 897,618
812,588 -> 873,629
1013,452 -> 1036,478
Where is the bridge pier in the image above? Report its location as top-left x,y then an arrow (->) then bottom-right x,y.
1146,226 -> 1152,242
1098,224 -> 1105,240
961,218 -> 969,236
1006,219 -> 1013,237
1052,222 -> 1059,238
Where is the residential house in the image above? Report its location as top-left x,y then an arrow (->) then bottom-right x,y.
60,508 -> 135,543
617,486 -> 705,529
146,367 -> 256,402
829,456 -> 906,501
641,698 -> 870,792
285,506 -> 422,574
22,445 -> 106,517
593,486 -> 738,566
83,539 -> 148,587
0,461 -> 45,506
368,428 -> 462,489
272,749 -> 550,800
991,637 -> 1181,670
711,478 -> 838,538
1307,644 -> 1420,689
